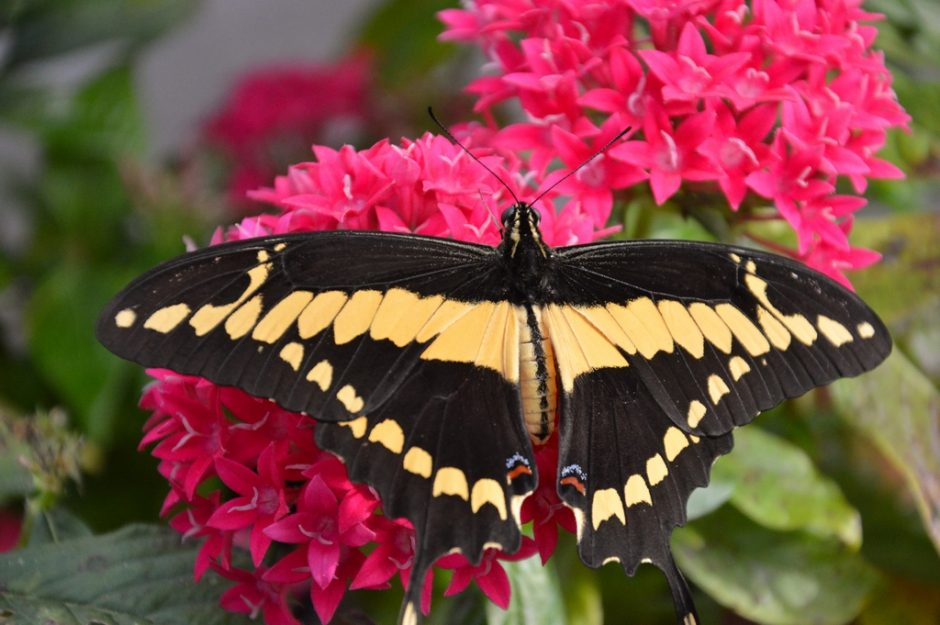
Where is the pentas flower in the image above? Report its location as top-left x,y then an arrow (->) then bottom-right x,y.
141,131 -> 618,624
202,54 -> 373,211
438,0 -> 910,286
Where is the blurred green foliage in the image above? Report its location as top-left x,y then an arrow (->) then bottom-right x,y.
0,1 -> 939,625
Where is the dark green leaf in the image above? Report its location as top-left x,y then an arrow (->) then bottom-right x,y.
2,0 -> 199,70
26,265 -> 134,441
830,349 -> 940,555
0,524 -> 251,625
485,557 -> 566,625
674,507 -> 879,625
357,0 -> 457,88
712,427 -> 862,547
27,507 -> 93,546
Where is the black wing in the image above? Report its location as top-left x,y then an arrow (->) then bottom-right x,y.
541,239 -> 890,624
96,231 -> 537,624
548,239 -> 891,437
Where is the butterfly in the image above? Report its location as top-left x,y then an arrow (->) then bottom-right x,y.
97,162 -> 890,625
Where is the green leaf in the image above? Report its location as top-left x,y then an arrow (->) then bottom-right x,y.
560,566 -> 603,625
26,264 -> 137,442
712,427 -> 862,547
485,557 -> 566,625
847,214 -> 940,328
830,349 -> 940,555
27,507 -> 92,546
39,64 -> 146,159
674,507 -> 880,625
2,0 -> 199,70
357,0 -> 457,88
0,426 -> 32,502
0,524 -> 251,625
685,482 -> 734,522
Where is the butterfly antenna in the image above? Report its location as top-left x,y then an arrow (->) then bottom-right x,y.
528,125 -> 632,208
428,107 -> 522,206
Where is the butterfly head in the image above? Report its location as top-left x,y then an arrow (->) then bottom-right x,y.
500,202 -> 549,260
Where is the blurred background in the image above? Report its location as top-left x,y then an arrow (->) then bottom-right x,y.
1,1 -> 939,624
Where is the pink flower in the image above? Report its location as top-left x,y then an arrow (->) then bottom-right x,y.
697,102 -> 776,209
263,474 -> 376,590
207,445 -> 289,566
0,507 -> 21,552
547,115 -> 646,220
640,22 -> 750,108
216,564 -> 301,625
612,106 -> 717,204
169,493 -> 233,579
351,517 -> 415,590
520,439 -> 577,564
201,54 -> 373,210
436,538 -> 540,610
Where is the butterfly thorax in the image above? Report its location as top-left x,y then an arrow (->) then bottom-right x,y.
498,203 -> 553,304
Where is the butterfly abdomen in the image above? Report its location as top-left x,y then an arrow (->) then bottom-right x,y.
519,306 -> 557,444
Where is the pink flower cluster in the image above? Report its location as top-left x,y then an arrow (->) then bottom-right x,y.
142,133 -> 590,623
439,0 -> 909,286
203,55 -> 373,211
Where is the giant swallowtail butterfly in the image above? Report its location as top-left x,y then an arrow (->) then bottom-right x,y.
97,157 -> 890,625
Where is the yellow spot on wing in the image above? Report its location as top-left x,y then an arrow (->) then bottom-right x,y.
857,322 -> 876,339
306,359 -> 333,391
368,419 -> 405,454
729,356 -> 751,380
278,342 -> 304,371
570,306 -> 638,354
420,301 -> 520,383
370,289 -> 444,347
144,303 -> 191,333
591,488 -> 626,529
757,305 -> 791,350
708,374 -> 730,404
225,295 -> 263,339
333,290 -> 383,345
688,303 -> 733,354
471,479 -> 507,519
474,301 -> 520,383
687,400 -> 706,428
745,274 -> 817,345
403,447 -> 432,478
273,243 -> 287,252
339,416 -> 367,438
414,299 -> 475,342
607,297 -> 674,359
252,291 -> 314,343
715,303 -> 770,356
543,304 -> 628,391
190,262 -> 270,336
297,291 -> 348,339
624,474 -> 652,506
433,467 -> 469,500
663,426 -> 689,461
115,308 -> 136,328
336,384 -> 364,413
817,315 -> 853,346
659,300 -> 705,358
646,454 -> 668,485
